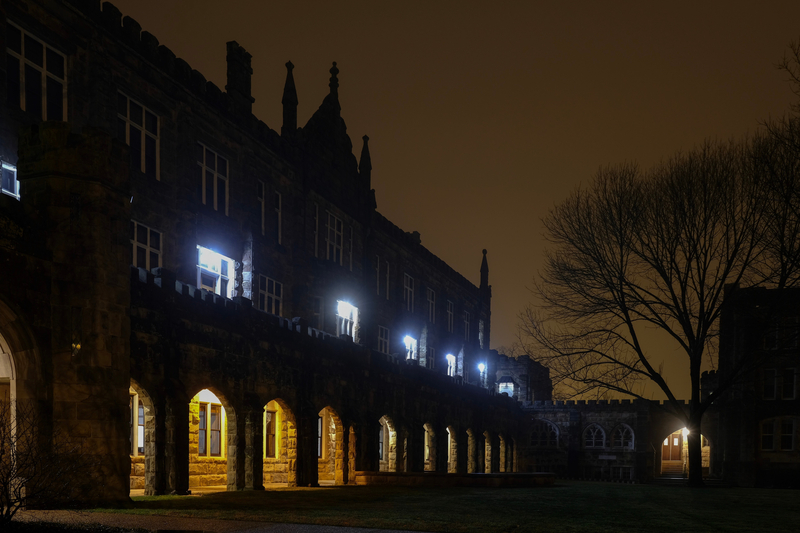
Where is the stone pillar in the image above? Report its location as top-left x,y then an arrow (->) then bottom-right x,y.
165,393 -> 190,494
336,420 -> 349,485
490,434 -> 501,473
457,429 -> 469,474
477,432 -> 487,473
358,421 -> 379,472
407,425 -> 425,472
18,124 -> 132,505
435,425 -> 449,473
245,405 -> 264,490
348,424 -> 358,484
394,429 -> 407,473
295,413 -> 319,487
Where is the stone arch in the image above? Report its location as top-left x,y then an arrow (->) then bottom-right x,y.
611,423 -> 635,450
466,428 -> 477,473
378,414 -> 398,472
0,297 -> 43,405
129,379 -> 157,495
423,423 -> 436,472
446,425 -> 458,473
317,405 -> 346,485
483,430 -> 493,473
263,397 -> 297,486
582,424 -> 606,449
187,386 -> 236,491
659,426 -> 711,477
530,419 -> 559,448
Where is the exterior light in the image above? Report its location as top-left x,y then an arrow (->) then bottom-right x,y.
337,300 -> 355,318
682,427 -> 689,438
404,336 -> 415,350
446,354 -> 455,364
478,363 -> 486,373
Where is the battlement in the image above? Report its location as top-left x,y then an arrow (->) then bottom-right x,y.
526,397 -> 691,410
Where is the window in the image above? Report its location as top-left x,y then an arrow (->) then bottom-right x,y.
378,424 -> 384,461
530,420 -> 558,448
427,288 -> 436,323
583,425 -> 605,448
117,92 -> 159,178
783,368 -> 797,400
130,221 -> 162,271
612,426 -> 634,450
197,143 -> 228,215
761,420 -> 775,450
498,382 -> 514,396
404,274 -> 414,312
312,296 -> 324,330
426,347 -> 435,370
337,300 -> 357,339
317,415 -> 323,458
1,162 -> 18,199
764,369 -> 777,400
446,353 -> 456,377
196,245 -> 235,298
7,22 -> 66,121
348,227 -> 353,271
404,335 -> 418,361
129,393 -> 145,456
479,320 -> 485,348
264,410 -> 276,458
198,402 -> 223,457
385,261 -> 390,300
464,311 -> 470,341
257,275 -> 282,316
375,256 -> 381,295
257,181 -> 265,236
378,326 -> 390,354
326,212 -> 343,264
274,191 -> 282,245
781,419 -> 795,451
447,301 -> 454,333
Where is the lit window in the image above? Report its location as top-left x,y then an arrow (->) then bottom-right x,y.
274,191 -> 282,245
612,426 -> 634,450
257,275 -> 282,316
129,390 -> 146,456
6,22 -> 66,121
378,424 -> 384,461
117,92 -> 159,179
196,390 -> 225,458
404,274 -> 414,312
464,311 -> 470,341
447,301 -> 454,333
378,326 -> 390,354
337,300 -> 358,340
257,181 -> 265,236
404,335 -> 418,360
498,382 -> 514,396
326,212 -> 343,264
317,415 -> 323,458
583,425 -> 605,448
264,410 -> 277,458
427,288 -> 436,323
446,353 -> 456,377
1,162 -> 19,199
197,143 -> 228,215
130,221 -> 162,271
196,245 -> 235,298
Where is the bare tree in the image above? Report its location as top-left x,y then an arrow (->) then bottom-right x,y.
519,140 -> 769,486
0,400 -> 100,528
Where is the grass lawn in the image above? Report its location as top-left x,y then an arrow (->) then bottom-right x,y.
91,481 -> 800,532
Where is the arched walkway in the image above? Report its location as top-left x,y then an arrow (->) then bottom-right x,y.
263,398 -> 297,486
423,423 -> 436,472
446,426 -> 457,473
129,379 -> 156,494
188,388 -> 235,490
660,428 -> 710,477
378,415 -> 397,472
317,406 -> 346,485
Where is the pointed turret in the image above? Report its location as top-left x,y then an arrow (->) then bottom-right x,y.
329,61 -> 339,96
281,61 -> 298,137
480,249 -> 490,299
359,135 -> 372,185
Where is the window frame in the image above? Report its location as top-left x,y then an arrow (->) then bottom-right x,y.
464,311 -> 470,341
197,143 -> 229,215
274,191 -> 282,245
404,274 -> 414,312
131,220 -> 162,271
583,425 -> 605,449
326,211 -> 343,264
117,92 -> 160,179
378,325 -> 390,354
6,22 -> 67,121
611,425 -> 634,450
1,162 -> 19,199
257,275 -> 283,317
447,300 -> 454,333
427,287 -> 436,323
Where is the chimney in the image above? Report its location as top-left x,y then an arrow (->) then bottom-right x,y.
226,41 -> 254,115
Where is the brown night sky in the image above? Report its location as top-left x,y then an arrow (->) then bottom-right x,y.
112,0 -> 800,400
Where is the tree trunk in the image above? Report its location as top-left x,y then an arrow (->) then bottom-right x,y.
686,416 -> 705,487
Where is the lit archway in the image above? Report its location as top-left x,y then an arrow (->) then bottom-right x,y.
423,423 -> 436,472
317,406 -> 345,485
188,388 -> 235,491
446,426 -> 458,473
263,398 -> 297,486
660,428 -> 710,477
378,415 -> 397,472
129,380 -> 156,495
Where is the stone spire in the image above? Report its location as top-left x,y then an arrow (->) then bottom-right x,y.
359,135 -> 372,182
329,61 -> 339,96
281,61 -> 298,137
480,249 -> 490,295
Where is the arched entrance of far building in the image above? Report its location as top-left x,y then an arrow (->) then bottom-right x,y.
660,428 -> 711,476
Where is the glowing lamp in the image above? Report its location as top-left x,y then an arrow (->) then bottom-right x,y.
404,335 -> 415,350
682,427 -> 689,438
446,353 -> 455,364
478,363 -> 486,373
337,300 -> 355,318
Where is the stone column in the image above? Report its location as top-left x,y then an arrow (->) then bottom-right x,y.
295,413 -> 319,487
407,425 -> 425,472
348,424 -> 358,484
435,425 -> 449,473
394,429 -> 407,473
358,420 -> 380,472
490,433 -> 501,473
245,405 -> 264,490
336,420 -> 349,485
165,393 -> 190,494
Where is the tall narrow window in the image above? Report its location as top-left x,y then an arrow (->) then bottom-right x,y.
6,23 -> 66,121
761,420 -> 774,450
326,212 -> 343,264
257,275 -> 283,316
385,261 -> 390,300
130,221 -> 162,271
137,401 -> 145,455
446,353 -> 456,377
312,296 -> 324,330
404,335 -> 418,361
209,404 -> 222,456
274,191 -> 282,245
447,301 -> 454,333
464,311 -> 471,341
348,227 -> 353,271
427,288 -> 436,323
426,347 -> 436,370
780,419 -> 795,451
378,425 -> 384,461
378,326 -> 390,354
317,415 -> 323,458
197,144 -> 228,215
197,245 -> 235,298
375,256 -> 381,295
117,92 -> 159,178
404,274 -> 414,312
1,162 -> 19,199
198,403 -> 207,456
783,368 -> 797,400
257,181 -> 266,236
265,410 -> 276,458
337,300 -> 358,340
479,320 -> 485,348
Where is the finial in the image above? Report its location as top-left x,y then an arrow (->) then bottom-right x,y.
482,249 -> 487,256
286,60 -> 294,71
329,61 -> 339,94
